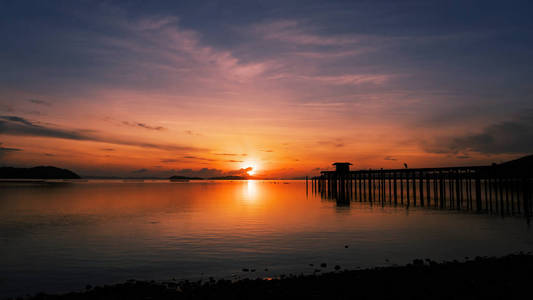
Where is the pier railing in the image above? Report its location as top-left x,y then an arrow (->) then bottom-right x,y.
310,166 -> 533,218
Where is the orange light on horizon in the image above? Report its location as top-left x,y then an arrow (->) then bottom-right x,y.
241,160 -> 260,176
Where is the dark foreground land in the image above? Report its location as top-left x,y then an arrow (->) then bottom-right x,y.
22,253 -> 533,300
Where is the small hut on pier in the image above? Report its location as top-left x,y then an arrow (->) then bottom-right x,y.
333,162 -> 352,173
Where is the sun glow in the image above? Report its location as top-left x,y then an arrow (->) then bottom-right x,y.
241,160 -> 260,176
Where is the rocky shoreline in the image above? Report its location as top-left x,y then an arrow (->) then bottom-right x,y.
17,253 -> 533,300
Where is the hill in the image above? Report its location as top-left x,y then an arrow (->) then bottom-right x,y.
169,175 -> 204,180
209,175 -> 248,180
498,154 -> 533,168
494,154 -> 533,175
0,166 -> 81,179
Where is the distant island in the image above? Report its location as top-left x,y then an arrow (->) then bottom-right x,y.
169,175 -> 204,181
169,175 -> 249,180
0,166 -> 81,179
209,175 -> 248,180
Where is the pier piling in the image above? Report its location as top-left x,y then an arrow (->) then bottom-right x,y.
311,163 -> 532,218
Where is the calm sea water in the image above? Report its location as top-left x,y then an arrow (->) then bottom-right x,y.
1,180 -> 532,297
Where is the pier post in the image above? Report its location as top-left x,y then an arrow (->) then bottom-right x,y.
483,171 -> 489,210
377,171 -> 381,203
505,176 -> 510,214
353,174 -> 357,201
406,172 -> 410,206
389,172 -> 392,204
363,173 -> 367,201
449,171 -> 454,209
373,172 -> 376,202
359,173 -> 363,202
367,172 -> 372,203
419,172 -> 424,207
489,171 -> 493,212
475,170 -> 482,212
400,173 -> 404,205
393,172 -> 397,205
412,171 -> 417,206
438,171 -> 446,208
456,170 -> 461,210
426,172 -> 431,207
522,176 -> 529,218
468,170 -> 473,209
498,176 -> 504,216
380,171 -> 384,203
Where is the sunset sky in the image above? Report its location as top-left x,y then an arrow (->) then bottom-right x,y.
1,1 -> 532,178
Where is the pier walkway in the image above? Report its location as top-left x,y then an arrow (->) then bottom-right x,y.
310,163 -> 533,218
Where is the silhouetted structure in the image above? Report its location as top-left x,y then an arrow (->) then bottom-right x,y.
311,156 -> 533,220
333,162 -> 352,173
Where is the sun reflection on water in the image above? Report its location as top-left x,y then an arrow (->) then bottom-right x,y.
244,180 -> 258,202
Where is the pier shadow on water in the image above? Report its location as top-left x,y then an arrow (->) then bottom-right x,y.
311,166 -> 533,222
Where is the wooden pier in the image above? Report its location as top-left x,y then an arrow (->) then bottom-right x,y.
311,161 -> 533,218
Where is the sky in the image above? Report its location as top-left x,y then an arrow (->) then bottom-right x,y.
1,0 -> 532,178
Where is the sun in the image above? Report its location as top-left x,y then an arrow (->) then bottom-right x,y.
241,160 -> 259,177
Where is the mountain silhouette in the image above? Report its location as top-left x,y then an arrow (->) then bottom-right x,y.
498,154 -> 533,169
209,175 -> 248,180
169,175 -> 204,180
0,166 -> 81,179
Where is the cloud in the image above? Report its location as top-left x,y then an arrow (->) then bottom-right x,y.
226,167 -> 253,176
170,168 -> 224,178
122,121 -> 166,131
384,156 -> 397,161
183,155 -> 216,162
317,140 -> 344,148
300,74 -> 389,86
293,50 -> 365,59
214,153 -> 247,156
0,115 -> 204,152
169,166 -> 253,178
2,9 -> 275,99
422,113 -> 533,155
132,168 -> 148,173
137,123 -> 165,130
252,20 -> 360,46
1,115 -> 34,126
161,158 -> 182,163
27,99 -> 51,106
0,143 -> 22,152
100,148 -> 115,151
0,143 -> 22,159
184,130 -> 202,136
225,160 -> 244,163
108,15 -> 270,86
